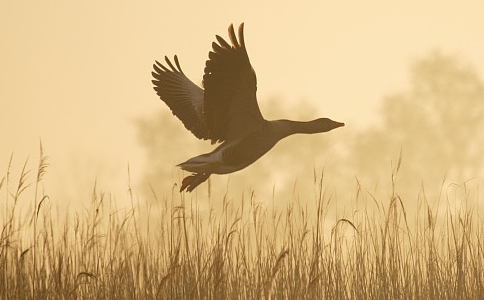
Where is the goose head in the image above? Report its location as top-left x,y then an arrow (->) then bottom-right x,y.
272,118 -> 344,138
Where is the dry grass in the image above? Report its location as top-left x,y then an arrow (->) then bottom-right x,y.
1,151 -> 483,299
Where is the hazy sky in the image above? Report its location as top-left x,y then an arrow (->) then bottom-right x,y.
1,1 -> 483,201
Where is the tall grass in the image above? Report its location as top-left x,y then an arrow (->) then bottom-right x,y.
0,151 -> 482,299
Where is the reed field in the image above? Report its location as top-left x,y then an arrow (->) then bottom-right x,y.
1,152 -> 483,300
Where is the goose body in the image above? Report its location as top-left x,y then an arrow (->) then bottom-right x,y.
152,24 -> 344,192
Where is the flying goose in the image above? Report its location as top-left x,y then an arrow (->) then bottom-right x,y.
152,23 -> 344,192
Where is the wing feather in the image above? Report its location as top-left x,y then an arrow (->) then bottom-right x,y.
203,23 -> 264,143
152,24 -> 264,144
151,56 -> 209,140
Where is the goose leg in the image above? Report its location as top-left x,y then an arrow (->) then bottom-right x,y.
180,173 -> 210,192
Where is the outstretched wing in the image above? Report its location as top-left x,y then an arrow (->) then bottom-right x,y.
152,56 -> 209,140
203,23 -> 265,143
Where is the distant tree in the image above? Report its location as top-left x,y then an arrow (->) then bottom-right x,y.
350,51 -> 484,197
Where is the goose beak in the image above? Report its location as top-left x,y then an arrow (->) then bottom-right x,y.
321,119 -> 344,133
332,120 -> 345,129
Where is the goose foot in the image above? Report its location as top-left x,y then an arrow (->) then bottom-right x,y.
180,173 -> 210,192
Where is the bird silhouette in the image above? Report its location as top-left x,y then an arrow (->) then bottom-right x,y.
152,23 -> 344,192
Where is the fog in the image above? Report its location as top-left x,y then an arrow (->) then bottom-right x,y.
1,1 -> 483,214
141,51 -> 483,210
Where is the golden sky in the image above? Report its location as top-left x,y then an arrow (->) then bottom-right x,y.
1,1 -> 483,202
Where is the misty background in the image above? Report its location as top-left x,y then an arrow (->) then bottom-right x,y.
139,51 -> 484,206
1,2 -> 483,215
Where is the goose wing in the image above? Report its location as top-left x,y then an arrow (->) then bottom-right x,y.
152,56 -> 209,140
203,23 -> 265,144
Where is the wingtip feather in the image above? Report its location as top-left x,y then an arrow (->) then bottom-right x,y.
228,23 -> 239,48
215,35 -> 231,49
238,23 -> 245,48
